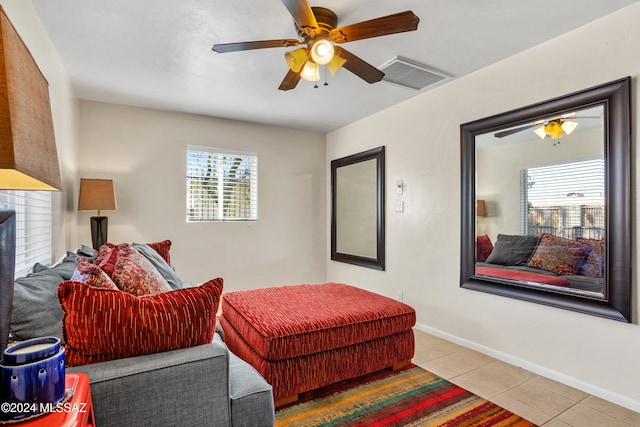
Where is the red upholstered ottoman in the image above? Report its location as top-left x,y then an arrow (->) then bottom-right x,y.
220,283 -> 416,405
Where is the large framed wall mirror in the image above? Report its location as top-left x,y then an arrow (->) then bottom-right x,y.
331,146 -> 385,270
460,78 -> 631,322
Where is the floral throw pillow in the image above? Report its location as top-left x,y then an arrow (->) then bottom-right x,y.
94,243 -> 120,277
528,233 -> 591,275
95,243 -> 172,295
70,258 -> 118,290
110,244 -> 172,295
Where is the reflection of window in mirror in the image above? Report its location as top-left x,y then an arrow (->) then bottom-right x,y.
522,160 -> 604,240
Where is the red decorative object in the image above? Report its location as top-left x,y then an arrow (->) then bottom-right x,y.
221,283 -> 416,402
476,266 -> 571,287
58,278 -> 223,366
146,240 -> 172,266
476,234 -> 493,262
19,373 -> 95,427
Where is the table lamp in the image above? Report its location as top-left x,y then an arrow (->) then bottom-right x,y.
77,178 -> 117,250
0,5 -> 62,362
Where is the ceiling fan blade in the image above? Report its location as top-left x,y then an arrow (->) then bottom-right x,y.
329,11 -> 419,43
281,0 -> 318,35
278,69 -> 302,91
494,124 -> 538,138
334,46 -> 384,84
212,39 -> 301,53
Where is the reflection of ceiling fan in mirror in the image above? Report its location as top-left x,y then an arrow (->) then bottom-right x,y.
212,0 -> 420,91
495,113 -> 600,140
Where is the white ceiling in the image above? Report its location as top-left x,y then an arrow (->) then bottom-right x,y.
31,0 -> 639,133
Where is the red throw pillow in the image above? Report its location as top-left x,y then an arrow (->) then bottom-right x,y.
476,235 -> 493,262
58,278 -> 223,366
70,258 -> 118,290
146,240 -> 172,266
528,233 -> 591,275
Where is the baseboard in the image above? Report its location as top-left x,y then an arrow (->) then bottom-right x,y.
414,322 -> 640,414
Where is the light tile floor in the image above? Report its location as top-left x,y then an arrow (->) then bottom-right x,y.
412,329 -> 640,426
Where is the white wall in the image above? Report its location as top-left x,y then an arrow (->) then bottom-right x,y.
77,101 -> 326,289
0,0 -> 79,256
327,3 -> 640,411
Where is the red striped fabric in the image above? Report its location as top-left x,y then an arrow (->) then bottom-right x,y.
146,239 -> 172,266
58,278 -> 223,366
223,316 -> 415,400
222,283 -> 416,360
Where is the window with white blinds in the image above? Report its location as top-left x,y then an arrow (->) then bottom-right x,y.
521,159 -> 605,239
186,146 -> 258,222
0,191 -> 52,278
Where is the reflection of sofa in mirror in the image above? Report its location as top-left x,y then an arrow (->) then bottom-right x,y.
476,233 -> 604,294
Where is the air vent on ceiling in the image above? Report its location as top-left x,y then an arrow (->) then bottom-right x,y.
379,57 -> 449,91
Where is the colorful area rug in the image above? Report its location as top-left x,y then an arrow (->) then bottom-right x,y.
275,365 -> 535,426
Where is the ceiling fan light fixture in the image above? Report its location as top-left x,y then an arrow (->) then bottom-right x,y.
310,39 -> 334,65
300,61 -> 320,81
326,54 -> 347,76
561,120 -> 578,135
285,48 -> 309,73
545,121 -> 565,139
534,126 -> 548,139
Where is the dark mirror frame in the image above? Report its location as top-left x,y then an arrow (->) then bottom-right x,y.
331,146 -> 386,270
460,77 -> 631,322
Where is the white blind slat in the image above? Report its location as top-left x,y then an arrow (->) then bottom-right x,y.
186,145 -> 258,222
0,190 -> 52,278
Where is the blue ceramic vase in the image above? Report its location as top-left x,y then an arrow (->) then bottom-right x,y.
0,337 -> 65,421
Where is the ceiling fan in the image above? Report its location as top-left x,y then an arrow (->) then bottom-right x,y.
494,113 -> 599,140
212,0 -> 420,91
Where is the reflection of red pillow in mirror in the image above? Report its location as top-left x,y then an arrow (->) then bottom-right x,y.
476,235 -> 493,262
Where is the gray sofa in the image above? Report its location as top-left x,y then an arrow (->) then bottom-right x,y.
10,245 -> 275,427
68,333 -> 275,427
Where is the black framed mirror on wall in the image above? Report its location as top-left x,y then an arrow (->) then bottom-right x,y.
460,77 -> 631,322
331,146 -> 385,270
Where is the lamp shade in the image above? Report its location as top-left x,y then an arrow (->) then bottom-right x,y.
326,54 -> 347,76
0,6 -> 61,191
285,48 -> 308,73
0,6 -> 62,369
477,199 -> 487,217
561,120 -> 578,136
78,179 -> 117,214
300,61 -> 320,82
